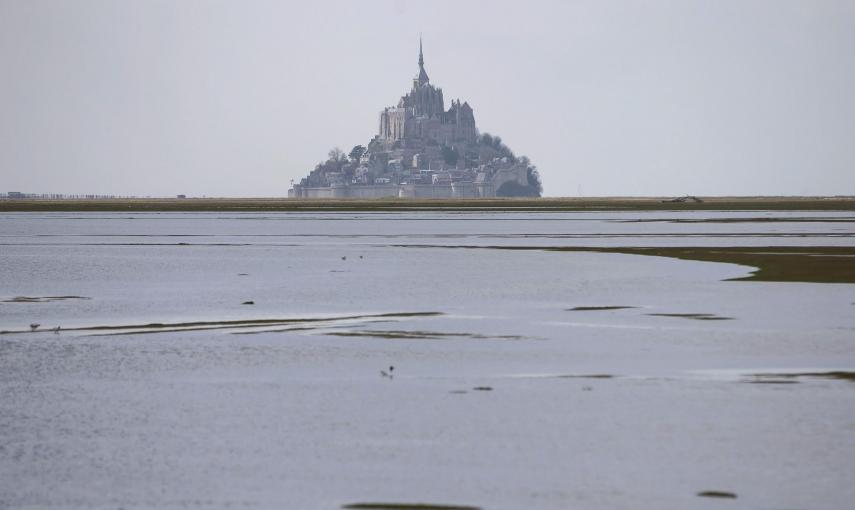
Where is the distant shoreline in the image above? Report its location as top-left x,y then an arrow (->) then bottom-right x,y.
1,197 -> 855,212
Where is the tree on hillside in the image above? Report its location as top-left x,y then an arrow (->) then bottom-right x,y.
349,145 -> 366,163
526,166 -> 543,195
328,147 -> 345,163
478,132 -> 515,162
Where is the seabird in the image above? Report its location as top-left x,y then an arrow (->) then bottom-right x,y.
29,323 -> 40,331
380,365 -> 395,378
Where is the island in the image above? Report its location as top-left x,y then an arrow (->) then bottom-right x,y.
289,38 -> 543,199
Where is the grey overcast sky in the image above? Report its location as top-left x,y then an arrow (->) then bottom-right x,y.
1,0 -> 854,197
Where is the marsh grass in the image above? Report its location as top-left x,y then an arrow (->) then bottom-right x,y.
605,247 -> 855,284
400,245 -> 855,284
3,197 -> 855,212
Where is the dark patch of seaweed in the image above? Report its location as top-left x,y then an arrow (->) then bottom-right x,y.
647,313 -> 734,321
232,326 -> 319,335
556,374 -> 616,379
568,306 -> 636,311
232,319 -> 397,336
697,491 -> 738,499
0,311 -> 444,335
748,380 -> 800,384
751,371 -> 855,383
2,295 -> 91,303
325,330 -> 524,340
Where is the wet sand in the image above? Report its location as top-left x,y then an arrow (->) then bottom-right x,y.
1,209 -> 854,509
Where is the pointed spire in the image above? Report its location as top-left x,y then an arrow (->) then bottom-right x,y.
417,34 -> 429,85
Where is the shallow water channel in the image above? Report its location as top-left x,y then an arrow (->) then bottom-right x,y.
1,210 -> 854,509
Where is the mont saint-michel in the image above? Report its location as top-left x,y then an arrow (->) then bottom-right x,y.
289,40 -> 542,199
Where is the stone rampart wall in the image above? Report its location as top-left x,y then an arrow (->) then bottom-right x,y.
290,183 -> 496,199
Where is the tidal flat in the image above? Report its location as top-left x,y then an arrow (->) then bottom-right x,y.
1,209 -> 854,509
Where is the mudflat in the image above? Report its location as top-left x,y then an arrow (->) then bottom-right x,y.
2,209 -> 854,509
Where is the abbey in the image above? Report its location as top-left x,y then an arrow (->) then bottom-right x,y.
378,40 -> 477,145
290,39 -> 541,199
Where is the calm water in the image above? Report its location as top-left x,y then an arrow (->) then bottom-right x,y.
1,211 -> 854,509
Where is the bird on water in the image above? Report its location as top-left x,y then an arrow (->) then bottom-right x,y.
380,366 -> 395,378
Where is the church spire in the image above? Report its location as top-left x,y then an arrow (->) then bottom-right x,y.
417,35 -> 429,85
